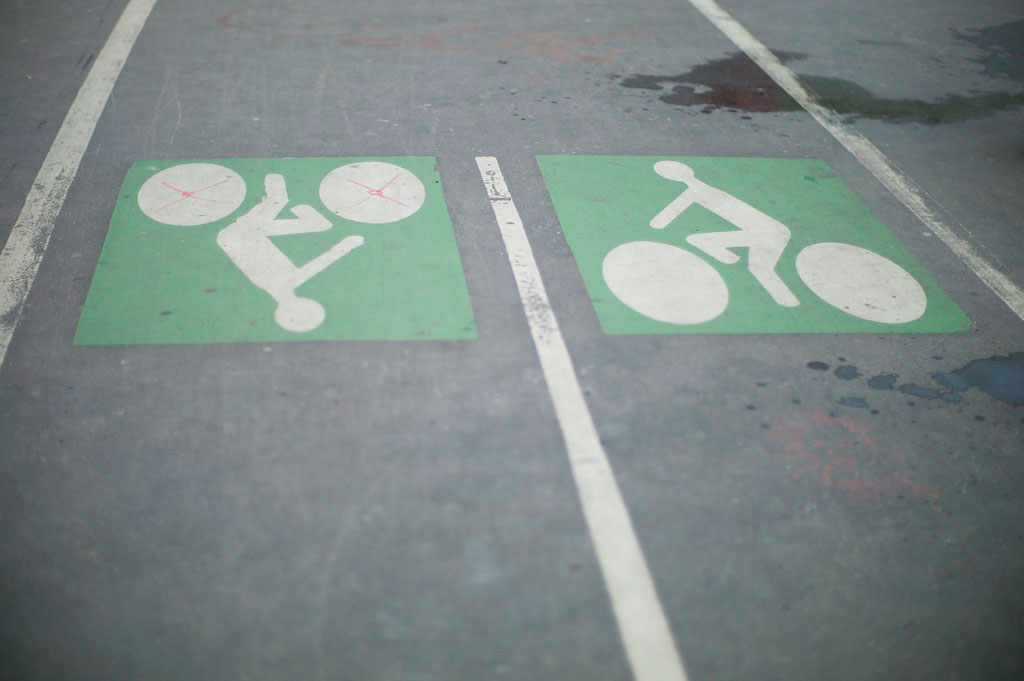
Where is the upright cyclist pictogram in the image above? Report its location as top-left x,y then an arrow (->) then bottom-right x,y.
603,160 -> 928,326
536,154 -> 969,335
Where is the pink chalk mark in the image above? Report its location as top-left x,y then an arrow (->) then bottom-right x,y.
190,177 -> 232,195
345,174 -> 408,208
335,194 -> 373,215
160,181 -> 189,195
346,178 -> 375,192
376,193 -> 408,207
157,194 -> 196,212
156,177 -> 236,212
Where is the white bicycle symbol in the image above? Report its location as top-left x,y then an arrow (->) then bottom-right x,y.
136,161 -> 425,332
602,160 -> 927,326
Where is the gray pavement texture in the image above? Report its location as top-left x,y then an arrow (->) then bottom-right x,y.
1,0 -> 1023,679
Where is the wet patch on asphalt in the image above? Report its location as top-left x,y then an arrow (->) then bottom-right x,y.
957,19 -> 1024,85
932,352 -> 1024,405
620,50 -> 1024,124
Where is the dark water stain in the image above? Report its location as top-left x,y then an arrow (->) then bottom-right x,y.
839,397 -> 870,409
834,365 -> 861,380
933,352 -> 1024,406
868,373 -> 898,390
807,361 -> 830,371
621,52 -> 803,113
809,77 -> 1024,124
957,20 -> 1024,85
621,51 -> 1024,124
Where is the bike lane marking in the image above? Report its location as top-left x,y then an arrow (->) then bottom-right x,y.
538,155 -> 969,334
75,157 -> 475,344
476,157 -> 689,681
0,0 -> 158,370
686,0 -> 1024,324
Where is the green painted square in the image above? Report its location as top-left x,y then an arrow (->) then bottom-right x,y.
75,157 -> 476,345
537,155 -> 969,334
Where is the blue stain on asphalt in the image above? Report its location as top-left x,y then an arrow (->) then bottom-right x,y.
867,373 -> 898,390
933,352 -> 1024,406
898,383 -> 963,403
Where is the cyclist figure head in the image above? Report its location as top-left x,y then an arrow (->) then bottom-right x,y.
653,160 -> 698,184
275,296 -> 326,333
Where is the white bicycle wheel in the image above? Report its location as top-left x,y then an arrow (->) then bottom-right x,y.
603,241 -> 729,325
319,162 -> 425,224
137,163 -> 246,226
796,242 -> 926,324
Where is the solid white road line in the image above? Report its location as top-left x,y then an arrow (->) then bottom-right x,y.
686,0 -> 1024,324
476,157 -> 689,681
0,0 -> 159,370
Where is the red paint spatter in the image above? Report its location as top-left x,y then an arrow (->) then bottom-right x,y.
775,411 -> 938,505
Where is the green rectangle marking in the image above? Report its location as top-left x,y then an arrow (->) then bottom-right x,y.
537,155 -> 970,334
75,157 -> 476,345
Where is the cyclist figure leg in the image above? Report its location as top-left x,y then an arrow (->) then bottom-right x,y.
651,161 -> 799,307
217,173 -> 364,331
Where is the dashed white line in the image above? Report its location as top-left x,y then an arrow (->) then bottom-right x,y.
0,0 -> 159,370
476,157 -> 689,681
686,0 -> 1024,324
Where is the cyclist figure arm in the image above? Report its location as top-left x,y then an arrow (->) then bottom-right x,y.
649,187 -> 699,229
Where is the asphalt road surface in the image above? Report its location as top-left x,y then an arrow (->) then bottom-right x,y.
1,0 -> 1022,679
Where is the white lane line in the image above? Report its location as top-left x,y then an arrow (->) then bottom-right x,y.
0,0 -> 159,369
686,0 -> 1024,324
475,157 -> 689,681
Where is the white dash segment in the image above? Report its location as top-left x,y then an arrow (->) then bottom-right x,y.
685,0 -> 1024,323
0,0 -> 159,369
475,157 -> 689,681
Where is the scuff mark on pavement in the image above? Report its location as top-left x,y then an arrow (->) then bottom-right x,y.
217,8 -> 646,63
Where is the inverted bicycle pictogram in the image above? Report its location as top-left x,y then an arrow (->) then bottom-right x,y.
136,161 -> 425,332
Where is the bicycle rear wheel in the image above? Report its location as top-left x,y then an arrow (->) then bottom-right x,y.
603,241 -> 729,325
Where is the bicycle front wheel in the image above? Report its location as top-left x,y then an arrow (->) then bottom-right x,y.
795,242 -> 926,324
